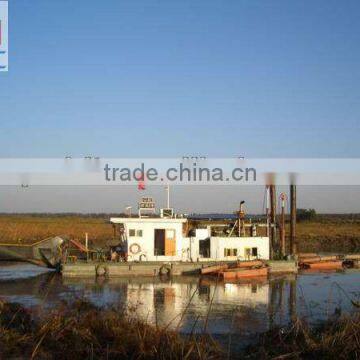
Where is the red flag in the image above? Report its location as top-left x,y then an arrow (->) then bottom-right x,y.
137,171 -> 146,190
138,180 -> 146,190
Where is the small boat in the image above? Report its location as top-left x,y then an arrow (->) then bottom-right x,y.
301,268 -> 342,274
236,260 -> 264,268
307,260 -> 343,270
298,256 -> 321,263
344,254 -> 360,261
220,266 -> 268,280
343,254 -> 360,269
298,253 -> 344,270
298,253 -> 318,258
201,264 -> 229,275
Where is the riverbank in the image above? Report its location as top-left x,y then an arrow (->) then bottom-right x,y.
0,299 -> 222,359
1,262 -> 360,357
244,312 -> 360,359
0,298 -> 359,359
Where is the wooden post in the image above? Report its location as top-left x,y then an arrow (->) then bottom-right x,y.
269,185 -> 277,258
85,232 -> 89,262
290,185 -> 297,255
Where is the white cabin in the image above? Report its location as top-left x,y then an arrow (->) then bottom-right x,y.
110,217 -> 270,262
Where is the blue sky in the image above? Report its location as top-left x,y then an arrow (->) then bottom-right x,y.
0,0 -> 359,212
1,0 -> 359,158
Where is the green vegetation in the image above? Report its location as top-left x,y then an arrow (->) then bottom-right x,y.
297,208 -> 317,222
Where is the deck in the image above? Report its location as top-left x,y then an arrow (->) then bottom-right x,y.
62,260 -> 298,277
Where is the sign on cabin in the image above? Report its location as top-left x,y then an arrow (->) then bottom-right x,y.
138,197 -> 156,217
138,197 -> 155,209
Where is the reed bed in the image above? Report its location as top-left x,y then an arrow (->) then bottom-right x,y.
1,297 -> 359,359
243,313 -> 360,359
0,215 -> 113,245
0,299 -> 223,360
293,220 -> 360,253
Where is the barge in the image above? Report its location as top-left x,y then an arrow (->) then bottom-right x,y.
62,260 -> 297,278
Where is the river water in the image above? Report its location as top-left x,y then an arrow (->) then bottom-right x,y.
0,262 -> 359,349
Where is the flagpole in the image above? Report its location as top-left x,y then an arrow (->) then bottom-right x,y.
166,185 -> 170,208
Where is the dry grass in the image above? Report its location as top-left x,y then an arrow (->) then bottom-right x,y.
0,299 -> 359,359
0,299 -> 223,360
0,214 -> 359,252
0,215 -> 113,246
243,313 -> 360,359
292,220 -> 360,253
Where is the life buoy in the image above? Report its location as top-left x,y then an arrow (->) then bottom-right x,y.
95,264 -> 109,277
129,243 -> 141,254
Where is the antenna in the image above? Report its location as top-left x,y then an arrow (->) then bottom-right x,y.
125,206 -> 132,218
165,185 -> 170,208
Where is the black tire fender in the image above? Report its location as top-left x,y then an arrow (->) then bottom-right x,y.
159,264 -> 171,276
96,264 -> 109,277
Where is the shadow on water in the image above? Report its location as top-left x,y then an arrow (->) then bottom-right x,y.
0,262 -> 359,350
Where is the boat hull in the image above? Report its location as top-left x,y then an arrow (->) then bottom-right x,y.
201,264 -> 229,275
237,260 -> 264,268
221,267 -> 268,280
307,260 -> 343,270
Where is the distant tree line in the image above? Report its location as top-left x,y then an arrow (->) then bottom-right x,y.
297,208 -> 317,221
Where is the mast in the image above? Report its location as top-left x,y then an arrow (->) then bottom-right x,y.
269,185 -> 277,258
166,185 -> 170,208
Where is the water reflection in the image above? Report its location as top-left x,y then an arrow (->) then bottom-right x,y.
0,263 -> 359,344
123,276 -> 273,334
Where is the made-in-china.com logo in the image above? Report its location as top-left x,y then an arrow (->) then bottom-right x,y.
0,1 -> 8,71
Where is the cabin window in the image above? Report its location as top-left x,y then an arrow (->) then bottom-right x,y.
224,248 -> 237,257
129,229 -> 142,237
252,247 -> 258,257
245,247 -> 258,258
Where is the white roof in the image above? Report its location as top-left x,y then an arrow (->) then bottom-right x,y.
110,217 -> 187,224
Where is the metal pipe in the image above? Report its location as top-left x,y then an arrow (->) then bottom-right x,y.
269,185 -> 277,258
266,186 -> 270,237
166,185 -> 170,209
290,185 -> 297,255
280,193 -> 286,257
